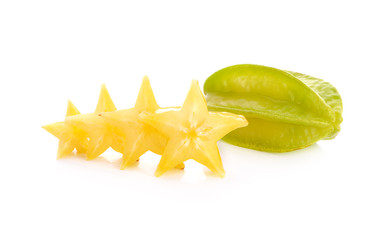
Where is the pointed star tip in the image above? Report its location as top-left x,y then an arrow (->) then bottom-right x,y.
134,75 -> 160,111
140,76 -> 152,89
142,75 -> 150,81
41,123 -> 56,133
154,170 -> 164,177
56,151 -> 69,159
66,99 -> 76,109
95,84 -> 116,112
217,171 -> 226,178
120,161 -> 129,170
188,79 -> 203,94
66,99 -> 80,116
121,157 -> 139,169
98,84 -> 110,98
190,79 -> 200,89
181,78 -> 208,115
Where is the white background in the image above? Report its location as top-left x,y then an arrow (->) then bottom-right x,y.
1,1 -> 391,239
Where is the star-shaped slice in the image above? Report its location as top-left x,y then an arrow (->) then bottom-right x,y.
66,84 -> 119,160
100,76 -> 184,170
42,100 -> 88,159
140,80 -> 248,177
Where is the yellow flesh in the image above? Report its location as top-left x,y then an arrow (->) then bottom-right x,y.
65,84 -> 117,160
100,76 -> 184,169
43,79 -> 248,177
42,84 -> 116,159
140,80 -> 248,177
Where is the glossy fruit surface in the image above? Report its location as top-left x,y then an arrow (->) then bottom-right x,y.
100,76 -> 184,170
65,84 -> 119,159
42,85 -> 116,159
203,64 -> 343,152
141,80 -> 248,177
42,100 -> 88,159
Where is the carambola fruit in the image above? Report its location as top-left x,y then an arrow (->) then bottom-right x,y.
203,64 -> 343,152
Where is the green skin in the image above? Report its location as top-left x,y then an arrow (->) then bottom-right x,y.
203,64 -> 343,152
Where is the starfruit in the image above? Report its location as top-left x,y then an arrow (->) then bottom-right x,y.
99,76 -> 185,170
42,85 -> 117,159
203,64 -> 343,152
42,100 -> 88,159
65,84 -> 119,160
140,80 -> 248,177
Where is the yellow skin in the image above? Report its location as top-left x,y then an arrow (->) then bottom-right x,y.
140,80 -> 248,177
64,84 -> 118,160
42,100 -> 88,159
100,76 -> 184,169
42,84 -> 115,159
43,79 -> 247,177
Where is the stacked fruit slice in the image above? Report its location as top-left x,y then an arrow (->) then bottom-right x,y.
43,77 -> 248,177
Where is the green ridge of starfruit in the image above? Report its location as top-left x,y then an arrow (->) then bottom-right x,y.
203,64 -> 343,152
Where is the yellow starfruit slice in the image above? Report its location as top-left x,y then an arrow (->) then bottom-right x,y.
42,100 -> 88,159
100,76 -> 184,169
66,84 -> 119,160
140,80 -> 248,177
